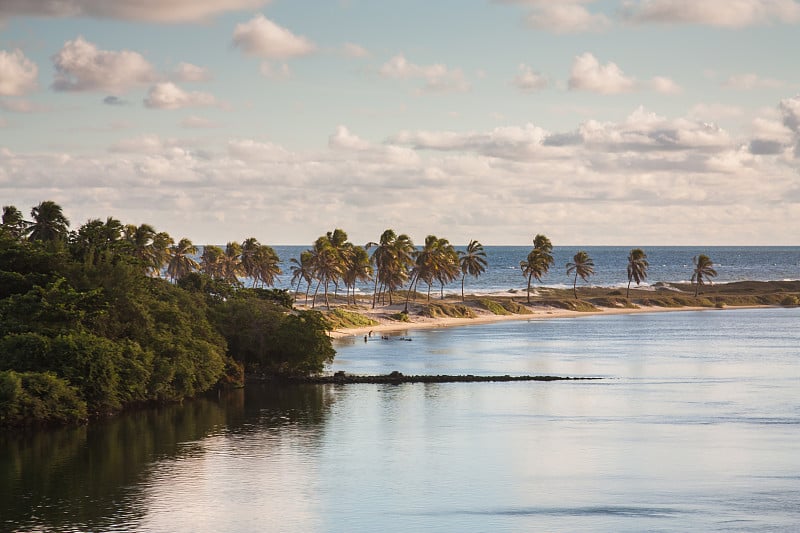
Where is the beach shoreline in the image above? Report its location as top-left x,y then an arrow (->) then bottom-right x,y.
325,301 -> 773,339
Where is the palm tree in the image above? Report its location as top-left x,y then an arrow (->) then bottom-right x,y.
200,245 -> 225,279
1,205 -> 28,239
27,201 -> 70,243
252,244 -> 282,288
70,217 -> 124,263
519,234 -> 554,303
566,250 -> 595,299
626,248 -> 649,299
167,238 -> 199,282
459,240 -> 488,301
434,238 -> 460,300
221,242 -> 245,284
342,245 -> 373,305
290,251 -> 314,304
691,254 -> 718,297
149,232 -> 174,277
240,237 -> 261,287
309,237 -> 341,309
367,229 -> 414,307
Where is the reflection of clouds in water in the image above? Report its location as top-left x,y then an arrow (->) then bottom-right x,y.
137,431 -> 323,532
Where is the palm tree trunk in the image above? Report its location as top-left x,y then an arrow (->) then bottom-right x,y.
626,280 -> 631,300
312,279 -> 322,308
404,273 -> 418,313
694,280 -> 699,297
304,279 -> 311,306
573,273 -> 578,299
372,276 -> 379,308
440,282 -> 444,300
324,279 -> 330,309
526,273 -> 532,304
461,274 -> 465,302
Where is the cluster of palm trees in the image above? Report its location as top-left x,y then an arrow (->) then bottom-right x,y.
2,201 -> 282,287
3,201 -> 721,303
289,229 -> 488,309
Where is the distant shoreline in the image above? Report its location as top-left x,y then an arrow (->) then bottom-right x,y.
319,280 -> 799,339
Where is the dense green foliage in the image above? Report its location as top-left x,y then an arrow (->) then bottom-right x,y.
0,202 -> 336,426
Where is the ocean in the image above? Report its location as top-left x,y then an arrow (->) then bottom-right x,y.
262,245 -> 800,293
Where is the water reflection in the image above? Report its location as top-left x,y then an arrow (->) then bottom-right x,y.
1,384 -> 335,533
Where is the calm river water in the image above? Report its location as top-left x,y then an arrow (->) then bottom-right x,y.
3,308 -> 799,532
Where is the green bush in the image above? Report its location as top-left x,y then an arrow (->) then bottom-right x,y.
781,295 -> 799,306
420,303 -> 477,319
0,370 -> 87,426
477,299 -> 511,315
325,308 -> 379,329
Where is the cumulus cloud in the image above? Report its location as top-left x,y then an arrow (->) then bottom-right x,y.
379,54 -> 470,94
512,64 -> 548,92
52,36 -> 157,92
650,76 -> 682,94
232,14 -> 316,59
568,53 -> 681,95
722,73 -> 785,90
568,53 -> 635,94
172,62 -> 212,82
0,49 -> 39,96
143,82 -> 217,109
622,0 -> 800,27
525,3 -> 611,33
0,0 -> 269,23
779,95 -> 800,132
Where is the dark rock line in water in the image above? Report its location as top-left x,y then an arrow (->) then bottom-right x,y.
269,372 -> 602,384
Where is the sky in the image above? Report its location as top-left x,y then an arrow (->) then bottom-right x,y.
1,0 -> 800,246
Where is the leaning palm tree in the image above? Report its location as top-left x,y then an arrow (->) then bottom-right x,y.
691,254 -> 718,297
566,250 -> 595,299
434,238 -> 460,300
167,238 -> 199,282
626,248 -> 649,299
290,251 -> 314,304
519,234 -> 554,303
27,201 -> 70,243
309,237 -> 341,309
459,240 -> 488,301
252,244 -> 282,288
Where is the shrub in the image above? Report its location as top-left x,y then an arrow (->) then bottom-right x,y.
477,299 -> 511,315
0,370 -> 87,426
325,308 -> 379,329
391,312 -> 410,322
781,295 -> 799,306
419,303 -> 476,319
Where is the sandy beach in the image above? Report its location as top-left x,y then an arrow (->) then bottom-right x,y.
324,301 -> 726,339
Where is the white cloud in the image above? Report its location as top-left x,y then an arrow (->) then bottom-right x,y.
650,76 -> 682,94
525,3 -> 611,33
51,36 -> 157,92
232,14 -> 316,59
172,62 -> 212,82
779,95 -> 800,132
0,0 -> 269,23
3,102 -> 798,245
568,53 -> 680,95
143,82 -> 217,109
722,73 -> 785,90
512,64 -> 548,92
343,43 -> 370,58
568,53 -> 635,94
0,49 -> 38,96
379,54 -> 469,94
622,0 -> 800,27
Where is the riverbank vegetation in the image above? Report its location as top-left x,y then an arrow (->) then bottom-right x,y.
0,202 -> 333,427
